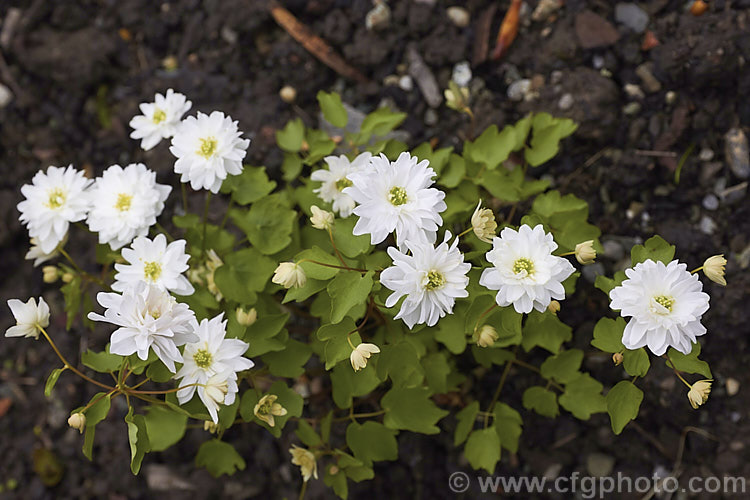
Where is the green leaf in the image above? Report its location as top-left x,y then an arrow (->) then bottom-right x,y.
540,349 -> 584,384
282,152 -> 304,181
276,118 -> 305,152
324,464 -> 349,499
230,194 -> 296,255
438,154 -> 466,188
594,271 -> 626,295
376,342 -> 424,388
422,352 -> 451,393
44,368 -> 64,397
81,349 -> 123,373
317,91 -> 348,128
295,420 -> 323,448
146,360 -> 175,383
493,403 -> 523,453
305,129 -> 337,164
61,274 -> 82,330
524,114 -> 578,167
591,317 -> 626,353
665,344 -> 712,379
558,373 -> 606,420
521,311 -> 572,354
317,318 -> 361,370
143,406 -> 187,452
464,428 -> 501,474
630,235 -> 675,266
606,381 -> 643,434
321,411 -> 333,444
328,271 -> 374,324
434,313 -> 467,354
125,408 -> 150,474
454,401 -> 479,446
522,386 -> 559,417
346,421 -> 398,464
332,216 -> 371,258
330,362 -> 382,409
296,246 -> 341,280
465,125 -> 515,170
381,387 -> 448,434
512,114 -> 532,151
360,107 -> 407,136
261,338 -> 312,378
223,166 -> 277,205
623,348 -> 650,377
84,392 -> 112,427
195,440 -> 246,477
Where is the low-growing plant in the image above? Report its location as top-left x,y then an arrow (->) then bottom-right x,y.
5,89 -> 725,497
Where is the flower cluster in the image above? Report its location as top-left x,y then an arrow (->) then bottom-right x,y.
9,89 -> 255,423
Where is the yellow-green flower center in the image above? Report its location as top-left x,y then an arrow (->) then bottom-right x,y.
335,177 -> 352,191
653,295 -> 674,312
193,348 -> 213,368
46,188 -> 66,209
115,193 -> 133,212
143,261 -> 162,282
197,137 -> 218,158
257,397 -> 275,416
512,258 -> 534,275
388,186 -> 408,206
152,108 -> 167,124
424,270 -> 446,291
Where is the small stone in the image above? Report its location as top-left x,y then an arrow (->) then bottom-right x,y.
532,0 -> 562,22
726,377 -> 740,397
0,83 -> 12,108
424,108 -> 438,126
665,90 -> 677,105
624,83 -> 645,99
550,70 -> 563,85
507,79 -> 531,101
446,6 -> 470,28
575,11 -> 620,49
452,61 -> 472,87
699,215 -> 717,235
543,463 -> 563,481
602,240 -> 625,261
623,102 -> 642,115
582,262 -> 605,284
702,194 -> 719,211
592,55 -> 605,69
398,75 -> 413,91
558,93 -> 574,110
383,75 -> 400,86
614,3 -> 649,33
719,182 -> 748,205
586,453 -> 615,478
279,85 -> 296,103
406,44 -> 443,108
220,26 -> 238,44
699,148 -> 715,161
366,0 -> 391,30
724,128 -> 750,179
635,63 -> 662,93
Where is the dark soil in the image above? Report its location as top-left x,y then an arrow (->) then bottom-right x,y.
1,1 -> 749,499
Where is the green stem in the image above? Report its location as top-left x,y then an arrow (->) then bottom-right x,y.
457,227 -> 473,238
298,479 -> 307,500
664,354 -> 692,388
181,183 -> 188,213
484,359 -> 514,428
220,198 -> 234,229
38,326 -> 115,390
333,410 -> 386,422
298,259 -> 369,273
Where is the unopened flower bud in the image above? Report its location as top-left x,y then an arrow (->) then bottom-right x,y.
548,300 -> 561,314
688,380 -> 712,409
272,262 -> 307,289
476,325 -> 499,348
61,272 -> 75,283
203,420 -> 219,433
42,266 -> 59,283
236,307 -> 257,327
279,85 -> 297,103
575,240 -> 596,265
310,205 -> 334,231
68,413 -> 86,433
702,255 -> 726,286
612,352 -> 624,366
254,394 -> 288,427
350,342 -> 380,371
471,200 -> 497,244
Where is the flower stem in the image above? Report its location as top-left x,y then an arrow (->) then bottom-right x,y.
327,228 -> 350,268
690,266 -> 703,274
484,358 -> 514,428
299,259 -> 369,273
129,382 -> 200,395
181,183 -> 188,213
38,326 -> 115,390
298,479 -> 307,500
664,354 -> 692,388
333,410 -> 386,422
457,227 -> 473,238
473,303 -> 498,333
